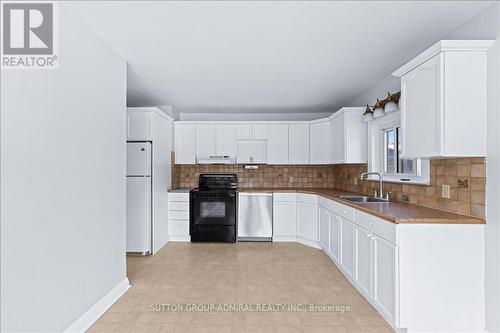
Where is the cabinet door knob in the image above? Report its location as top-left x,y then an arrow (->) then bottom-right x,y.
369,222 -> 373,226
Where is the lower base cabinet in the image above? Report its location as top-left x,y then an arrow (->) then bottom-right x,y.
340,218 -> 355,280
296,195 -> 318,245
167,192 -> 190,241
354,224 -> 373,300
318,206 -> 330,251
372,234 -> 397,324
273,196 -> 296,239
328,215 -> 340,264
274,191 -> 484,333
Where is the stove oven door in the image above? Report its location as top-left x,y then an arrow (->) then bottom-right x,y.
190,193 -> 236,227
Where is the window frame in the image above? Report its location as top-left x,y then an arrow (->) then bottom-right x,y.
382,124 -> 416,177
367,111 -> 430,185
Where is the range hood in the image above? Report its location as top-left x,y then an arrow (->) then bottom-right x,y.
196,155 -> 236,164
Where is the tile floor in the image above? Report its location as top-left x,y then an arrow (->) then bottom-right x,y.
88,242 -> 394,333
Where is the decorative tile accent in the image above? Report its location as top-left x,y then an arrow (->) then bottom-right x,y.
333,158 -> 486,218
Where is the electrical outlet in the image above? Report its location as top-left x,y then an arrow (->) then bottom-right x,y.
441,184 -> 451,199
289,176 -> 294,183
354,178 -> 358,185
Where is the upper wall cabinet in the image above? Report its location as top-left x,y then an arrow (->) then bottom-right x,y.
310,120 -> 331,164
216,125 -> 236,156
175,124 -> 196,164
127,110 -> 153,141
267,124 -> 289,164
237,140 -> 267,164
289,124 -> 310,164
236,124 -> 268,140
195,124 -> 216,156
393,40 -> 493,158
331,107 -> 367,164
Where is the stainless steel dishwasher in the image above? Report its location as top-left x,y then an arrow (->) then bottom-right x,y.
237,193 -> 273,241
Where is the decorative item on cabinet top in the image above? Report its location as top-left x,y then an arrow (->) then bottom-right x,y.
384,91 -> 400,113
363,91 -> 401,122
363,105 -> 374,123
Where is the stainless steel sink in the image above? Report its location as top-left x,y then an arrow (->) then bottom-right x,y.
339,195 -> 389,203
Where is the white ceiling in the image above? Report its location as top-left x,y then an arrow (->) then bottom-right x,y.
65,1 -> 493,115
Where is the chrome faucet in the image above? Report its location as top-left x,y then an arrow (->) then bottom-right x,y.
360,172 -> 384,199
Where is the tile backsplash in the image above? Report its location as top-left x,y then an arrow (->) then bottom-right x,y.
333,158 -> 486,218
171,154 -> 486,218
173,164 -> 335,189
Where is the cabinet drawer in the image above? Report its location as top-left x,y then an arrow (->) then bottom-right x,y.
168,201 -> 189,211
168,193 -> 189,202
296,193 -> 318,204
169,219 -> 189,236
273,193 -> 296,202
337,203 -> 354,221
355,210 -> 396,244
169,210 -> 189,220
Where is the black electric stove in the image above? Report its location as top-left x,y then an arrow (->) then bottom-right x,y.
190,174 -> 237,242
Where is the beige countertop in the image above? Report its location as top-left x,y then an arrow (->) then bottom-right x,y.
236,187 -> 485,225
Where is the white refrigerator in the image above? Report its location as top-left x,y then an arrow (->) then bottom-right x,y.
126,142 -> 152,254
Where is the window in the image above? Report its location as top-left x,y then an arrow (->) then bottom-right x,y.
368,111 -> 430,184
383,125 -> 415,176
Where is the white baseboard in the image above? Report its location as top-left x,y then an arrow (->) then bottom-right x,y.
168,235 -> 190,241
296,237 -> 321,249
64,277 -> 130,333
272,236 -> 297,242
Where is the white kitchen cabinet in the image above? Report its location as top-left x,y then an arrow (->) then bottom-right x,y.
354,224 -> 373,299
270,192 -> 484,332
340,217 -> 355,280
296,194 -> 318,246
273,193 -> 296,240
267,125 -> 289,164
331,112 -> 345,164
329,214 -> 341,263
236,125 -> 252,139
236,124 -> 267,140
175,124 -> 196,164
289,124 -> 309,164
330,107 -> 367,164
393,40 -> 493,158
252,125 -> 268,139
372,234 -> 397,325
127,110 -> 152,141
318,206 -> 330,252
237,140 -> 267,164
168,192 -> 190,241
310,120 -> 331,164
216,125 -> 236,156
195,124 -> 216,156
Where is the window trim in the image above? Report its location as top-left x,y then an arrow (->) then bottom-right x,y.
367,111 -> 430,185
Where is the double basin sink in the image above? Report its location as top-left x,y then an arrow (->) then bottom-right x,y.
339,195 -> 389,203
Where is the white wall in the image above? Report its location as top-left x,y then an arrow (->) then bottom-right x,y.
0,5 -> 127,333
346,3 -> 500,330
